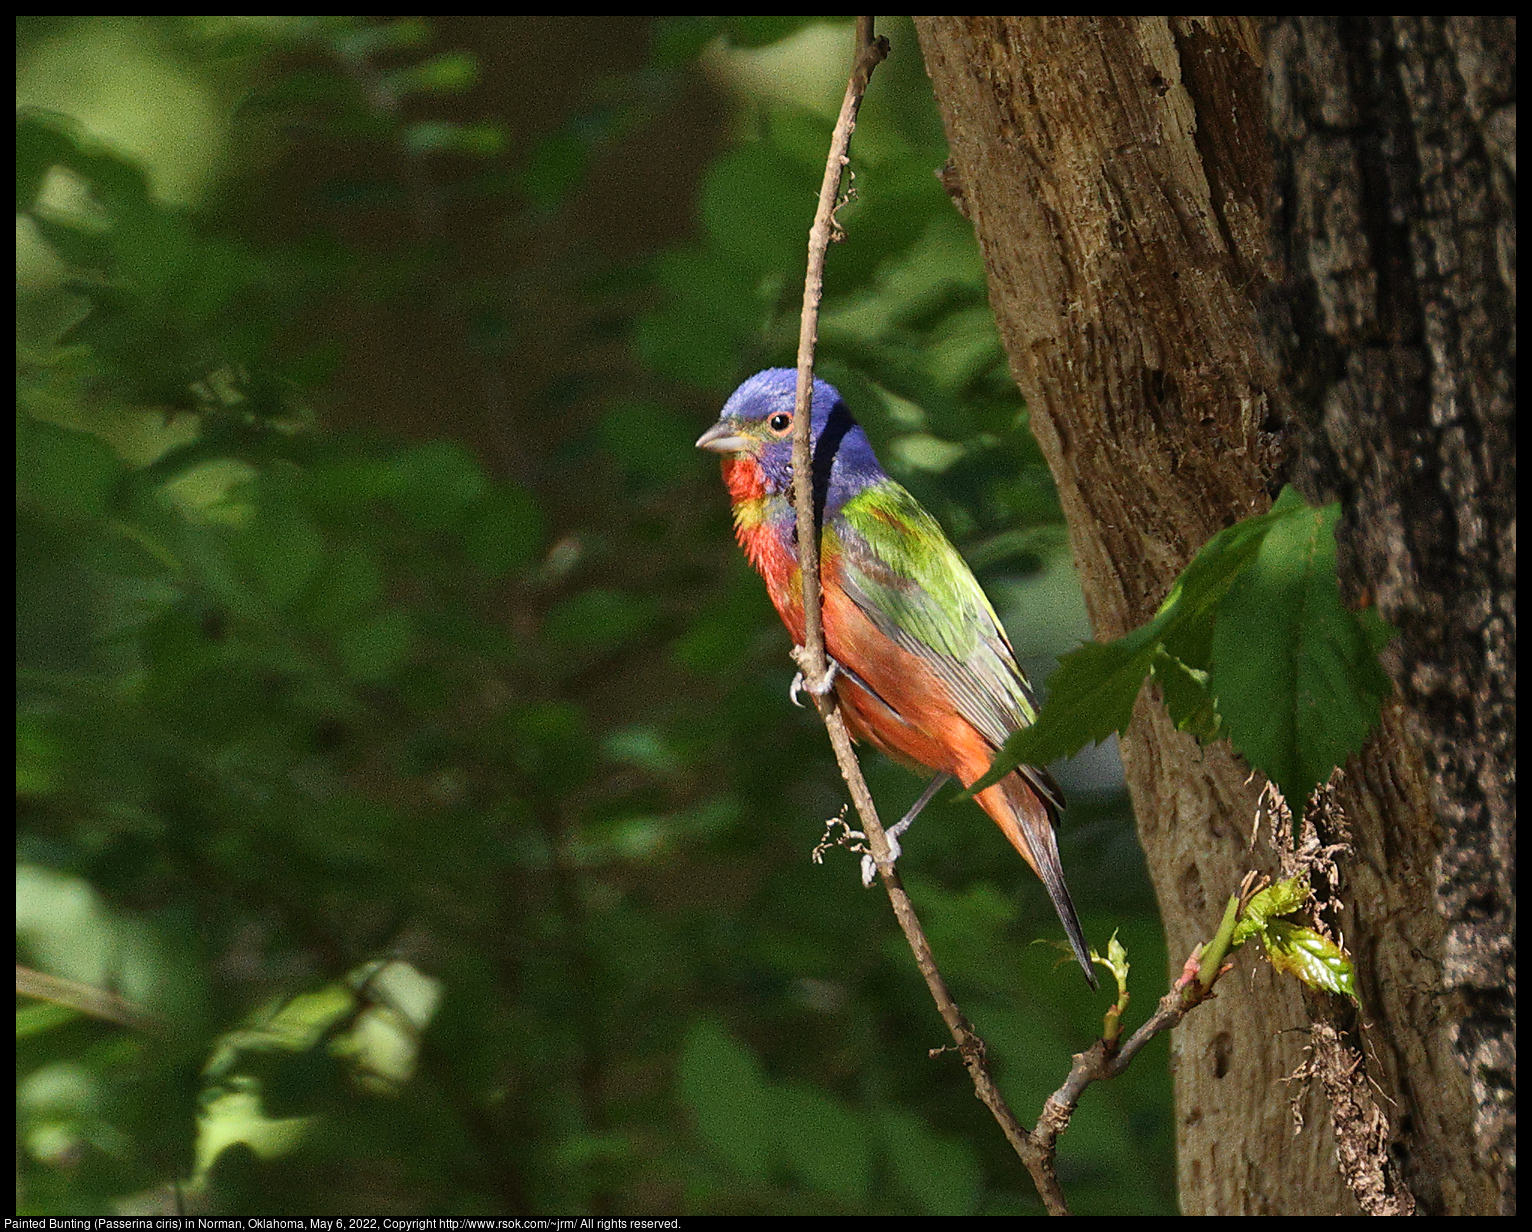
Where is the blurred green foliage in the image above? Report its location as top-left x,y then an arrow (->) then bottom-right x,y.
17,16 -> 1168,1216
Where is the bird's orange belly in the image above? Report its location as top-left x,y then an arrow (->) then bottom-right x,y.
822,584 -> 999,787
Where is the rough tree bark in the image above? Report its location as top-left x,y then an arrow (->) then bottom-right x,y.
915,15 -> 1512,1215
1264,17 -> 1515,1215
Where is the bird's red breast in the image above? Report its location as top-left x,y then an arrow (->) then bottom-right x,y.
724,474 -> 1055,886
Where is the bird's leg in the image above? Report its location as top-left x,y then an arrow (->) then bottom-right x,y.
789,654 -> 841,708
861,772 -> 952,887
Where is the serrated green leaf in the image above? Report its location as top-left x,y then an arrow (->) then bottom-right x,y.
970,626 -> 1157,794
1159,594 -> 1215,672
1211,494 -> 1392,819
1152,648 -> 1223,741
1262,920 -> 1356,999
972,489 -> 1283,794
1248,874 -> 1309,923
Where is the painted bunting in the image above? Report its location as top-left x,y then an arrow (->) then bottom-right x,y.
697,368 -> 1095,987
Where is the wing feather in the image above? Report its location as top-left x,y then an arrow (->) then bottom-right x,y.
834,483 -> 1063,814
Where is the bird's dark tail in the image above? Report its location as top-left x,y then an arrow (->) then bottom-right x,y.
979,772 -> 1097,990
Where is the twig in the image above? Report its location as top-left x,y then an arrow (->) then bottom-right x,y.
788,17 -> 1079,1215
1037,955 -> 1222,1156
790,20 -> 1254,1215
790,14 -> 887,701
16,962 -> 160,1032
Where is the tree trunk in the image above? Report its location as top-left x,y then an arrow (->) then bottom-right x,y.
915,15 -> 1511,1215
1264,17 -> 1516,1215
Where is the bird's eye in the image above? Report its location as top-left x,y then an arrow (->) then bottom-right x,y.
768,412 -> 792,435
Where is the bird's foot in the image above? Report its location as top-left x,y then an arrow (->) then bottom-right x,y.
812,809 -> 898,888
860,829 -> 902,888
859,774 -> 949,886
789,654 -> 841,707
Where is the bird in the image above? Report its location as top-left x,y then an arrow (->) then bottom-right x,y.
697,368 -> 1096,988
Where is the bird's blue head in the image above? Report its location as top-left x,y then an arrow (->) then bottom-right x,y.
696,368 -> 885,516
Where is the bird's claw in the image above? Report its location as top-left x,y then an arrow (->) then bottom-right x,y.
789,656 -> 841,707
860,830 -> 902,888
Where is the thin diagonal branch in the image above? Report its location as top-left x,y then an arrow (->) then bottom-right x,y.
16,962 -> 160,1032
786,17 -> 1076,1215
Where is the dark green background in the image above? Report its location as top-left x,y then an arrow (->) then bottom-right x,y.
17,16 -> 1169,1215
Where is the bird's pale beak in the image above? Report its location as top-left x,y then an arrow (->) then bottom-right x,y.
695,421 -> 750,454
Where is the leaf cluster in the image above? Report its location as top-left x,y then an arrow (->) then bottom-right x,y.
1230,878 -> 1355,1000
975,486 -> 1395,820
17,17 -> 1166,1217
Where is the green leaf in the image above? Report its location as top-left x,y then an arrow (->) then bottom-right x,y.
391,440 -> 488,530
238,506 -> 324,608
1232,875 -> 1310,946
16,107 -> 153,219
701,146 -> 817,279
1211,496 -> 1392,816
677,1020 -> 772,1182
17,1001 -> 83,1038
392,51 -> 479,97
1152,648 -> 1223,741
16,108 -> 73,211
17,416 -> 123,522
1245,875 -> 1309,926
881,1107 -> 982,1216
337,606 -> 414,682
297,543 -> 383,631
771,1081 -> 870,1203
1262,920 -> 1357,1000
974,486 -> 1392,821
28,213 -> 114,270
969,627 -> 1157,794
520,130 -> 590,212
16,714 -> 66,798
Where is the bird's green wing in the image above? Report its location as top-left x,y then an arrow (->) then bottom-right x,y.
833,481 -> 1062,810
